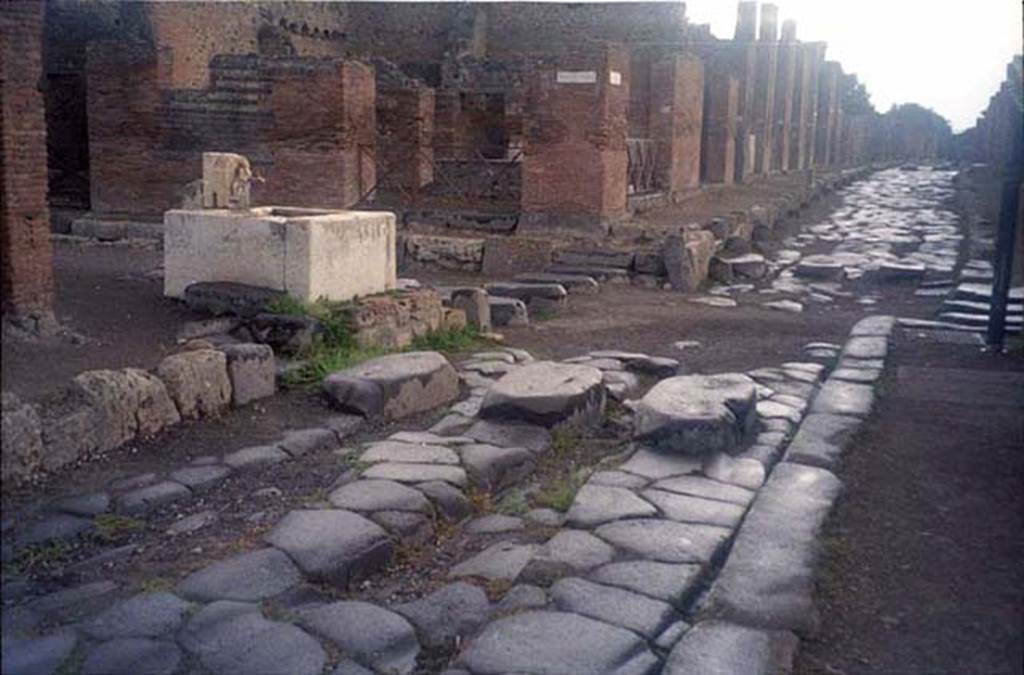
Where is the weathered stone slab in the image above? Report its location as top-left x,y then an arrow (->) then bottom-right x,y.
703,462 -> 841,635
72,368 -> 181,451
1,392 -> 44,483
53,491 -> 110,517
450,542 -> 537,581
756,400 -> 803,425
566,484 -> 658,528
850,314 -> 896,337
485,282 -> 568,305
82,591 -> 190,640
590,470 -> 650,490
466,514 -> 523,534
168,465 -> 231,493
710,253 -> 767,282
641,489 -> 746,529
650,475 -> 755,507
265,510 -> 392,584
784,413 -> 862,469
811,379 -> 875,417
619,447 -> 702,480
392,582 -> 491,648
487,296 -> 529,327
223,444 -> 288,471
176,548 -> 302,602
20,514 -> 95,546
451,288 -> 492,332
116,481 -> 191,515
514,272 -> 600,294
595,519 -> 730,563
328,479 -> 430,513
362,462 -> 468,487
662,620 -> 798,675
795,255 -> 844,280
81,638 -> 181,675
278,428 -> 338,457
458,443 -> 534,490
842,336 -> 888,360
480,361 -> 605,429
155,350 -> 232,418
457,611 -> 659,675
360,441 -> 460,465
414,481 -> 470,520
323,351 -> 459,420
551,577 -> 677,639
590,561 -> 702,607
634,374 -> 757,454
465,419 -> 551,452
300,601 -> 419,674
520,530 -> 615,584
0,630 -> 77,675
219,343 -> 275,406
703,452 -> 766,490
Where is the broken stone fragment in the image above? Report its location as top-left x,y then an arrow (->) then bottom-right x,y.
323,351 -> 459,420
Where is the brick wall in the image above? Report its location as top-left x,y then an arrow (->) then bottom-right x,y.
1,1 -> 55,317
650,53 -> 704,192
377,86 -> 435,192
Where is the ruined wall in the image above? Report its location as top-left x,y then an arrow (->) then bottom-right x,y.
1,1 -> 55,318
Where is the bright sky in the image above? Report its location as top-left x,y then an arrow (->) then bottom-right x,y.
684,0 -> 1022,131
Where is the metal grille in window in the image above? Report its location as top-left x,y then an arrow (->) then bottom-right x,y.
627,138 -> 657,194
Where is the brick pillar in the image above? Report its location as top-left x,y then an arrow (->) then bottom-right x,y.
650,53 -> 704,193
752,3 -> 780,174
772,20 -> 798,172
815,61 -> 840,168
802,43 -> 826,169
701,60 -> 738,185
520,45 -> 629,234
377,86 -> 434,195
1,1 -> 55,323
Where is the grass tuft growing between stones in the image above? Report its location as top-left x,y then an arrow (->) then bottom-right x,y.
93,514 -> 145,543
534,468 -> 589,512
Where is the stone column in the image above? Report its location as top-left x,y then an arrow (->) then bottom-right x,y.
701,59 -> 738,185
815,61 -> 841,168
1,1 -> 56,328
730,3 -> 759,183
752,3 -> 780,174
772,20 -> 798,172
520,45 -> 629,234
802,43 -> 826,168
650,53 -> 704,193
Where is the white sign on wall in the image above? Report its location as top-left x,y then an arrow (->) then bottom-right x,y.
609,71 -> 622,86
556,70 -> 598,84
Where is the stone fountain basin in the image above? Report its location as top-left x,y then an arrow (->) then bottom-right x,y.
164,206 -> 396,302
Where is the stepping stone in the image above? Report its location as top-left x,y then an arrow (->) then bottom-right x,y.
177,548 -> 302,602
279,428 -> 338,457
514,272 -> 599,294
415,481 -> 470,520
116,481 -> 191,515
168,465 -> 231,493
360,441 -> 460,465
0,630 -> 77,675
689,296 -> 738,308
180,601 -> 325,675
328,479 -> 430,513
550,577 -> 677,639
784,413 -> 863,470
458,610 -> 658,675
842,336 -> 888,359
264,510 -> 392,584
82,591 -> 190,640
830,367 -> 881,384
811,379 -> 875,417
525,507 -> 564,526
590,561 -> 703,607
53,492 -> 110,517
461,360 -> 517,377
480,361 -> 605,429
220,342 -> 276,406
467,351 -> 517,364
323,351 -> 459,420
223,444 -> 288,471
466,514 -> 524,534
649,475 -> 754,506
370,511 -> 431,543
362,462 -> 467,487
488,295 -> 530,328
300,601 -> 419,674
565,484 -> 658,528
486,282 -> 568,305
520,530 -> 615,584
450,542 -> 537,581
703,452 -> 766,490
618,448 -> 702,480
710,253 -> 767,282
876,260 -> 926,281
640,489 -> 746,528
795,255 -> 845,280
389,430 -> 475,446
662,620 -> 798,675
466,419 -> 551,452
634,374 -> 757,455
703,463 -> 841,635
764,299 -> 804,313
459,443 -> 534,490
589,470 -> 650,490
392,582 -> 491,648
756,400 -> 803,425
595,519 -> 730,564
82,638 -> 181,675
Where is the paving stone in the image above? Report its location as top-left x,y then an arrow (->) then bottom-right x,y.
591,561 -> 703,607
331,660 -> 375,675
649,475 -> 755,506
167,464 -> 231,492
703,452 -> 766,490
811,379 -> 875,417
487,296 -> 530,326
830,367 -> 881,383
19,513 -> 94,546
329,479 -> 430,513
619,447 -> 702,480
393,582 -> 491,648
784,413 -> 863,470
370,511 -> 432,543
450,542 -> 537,581
324,414 -> 366,441
223,444 -> 289,471
641,489 -> 746,528
28,581 -> 119,618
704,462 -> 842,635
589,470 -> 650,490
82,591 -> 190,640
176,548 -> 302,602
756,400 -> 803,425
462,360 -> 518,377
220,343 -> 276,406
459,443 -> 534,490
323,351 -> 460,420
301,601 -> 419,674
520,529 -> 615,585
430,413 -> 475,436
0,630 -> 77,675
265,509 -> 392,584
360,440 -> 460,465
850,314 -> 897,337
771,393 -> 810,412
566,484 -> 658,527
479,361 -> 605,429
390,431 -> 474,446
764,299 -> 804,313
279,428 -> 338,457
495,584 -> 549,613
53,492 -> 110,517
466,514 -> 524,534
166,510 -> 217,536
603,369 -> 643,401
689,295 -> 738,308
1,605 -> 42,637
595,519 -> 730,564
116,481 -> 191,515
82,638 -> 181,675
457,611 -> 659,675
795,255 -> 845,280
362,462 -> 468,487
514,272 -> 600,294
656,620 -> 692,651
662,620 -> 798,675
155,349 -> 232,418
180,601 -> 325,675
465,419 -> 551,452
415,481 -> 471,520
551,577 -> 677,639
634,374 -> 757,455
842,335 -> 889,360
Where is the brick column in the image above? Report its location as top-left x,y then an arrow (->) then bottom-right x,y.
801,43 -> 826,169
650,53 -> 704,193
771,20 -> 798,172
815,61 -> 841,168
377,86 -> 435,195
520,45 -> 629,234
1,1 -> 55,324
752,4 -> 780,174
700,60 -> 738,185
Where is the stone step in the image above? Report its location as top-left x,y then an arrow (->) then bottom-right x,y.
545,264 -> 630,282
485,282 -> 568,306
513,272 -> 600,294
488,296 -> 529,327
950,283 -> 1024,303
